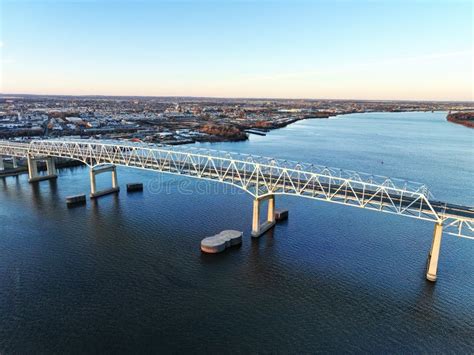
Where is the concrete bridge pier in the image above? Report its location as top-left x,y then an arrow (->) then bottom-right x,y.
0,156 -> 4,171
46,157 -> 56,175
12,157 -> 18,169
426,222 -> 443,282
251,195 -> 276,238
28,156 -> 57,182
90,165 -> 120,198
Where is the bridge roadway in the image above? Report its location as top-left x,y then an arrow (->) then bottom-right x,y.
0,139 -> 472,281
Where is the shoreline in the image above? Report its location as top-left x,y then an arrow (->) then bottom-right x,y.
0,110 -> 459,146
189,109 -> 461,144
190,109 -> 449,145
446,112 -> 474,128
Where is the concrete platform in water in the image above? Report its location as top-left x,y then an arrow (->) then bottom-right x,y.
201,230 -> 243,253
66,194 -> 87,206
275,209 -> 289,221
126,183 -> 143,192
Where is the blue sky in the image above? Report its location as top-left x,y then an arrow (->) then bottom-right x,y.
0,0 -> 472,100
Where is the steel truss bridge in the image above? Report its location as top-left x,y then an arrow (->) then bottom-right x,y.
0,139 -> 473,281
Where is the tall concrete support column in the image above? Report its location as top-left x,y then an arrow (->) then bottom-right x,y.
0,157 -> 4,171
252,199 -> 260,234
46,157 -> 56,176
251,195 -> 276,238
111,168 -> 118,189
27,156 -> 38,181
426,222 -> 443,282
90,168 -> 97,196
89,165 -> 120,198
267,195 -> 275,223
12,157 -> 18,169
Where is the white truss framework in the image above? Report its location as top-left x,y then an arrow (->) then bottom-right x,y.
0,139 -> 472,239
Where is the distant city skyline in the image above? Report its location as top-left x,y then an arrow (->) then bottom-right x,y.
1,0 -> 472,101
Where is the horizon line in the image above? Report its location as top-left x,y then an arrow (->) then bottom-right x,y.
1,92 -> 473,104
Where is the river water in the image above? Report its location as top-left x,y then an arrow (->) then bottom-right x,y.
0,112 -> 473,353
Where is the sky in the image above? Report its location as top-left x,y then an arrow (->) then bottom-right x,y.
0,0 -> 472,101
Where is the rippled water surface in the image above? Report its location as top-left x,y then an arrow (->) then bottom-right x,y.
0,112 -> 473,353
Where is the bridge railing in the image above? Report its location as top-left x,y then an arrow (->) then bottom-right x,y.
0,141 -> 30,157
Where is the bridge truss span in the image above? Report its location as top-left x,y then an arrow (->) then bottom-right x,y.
0,139 -> 473,240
